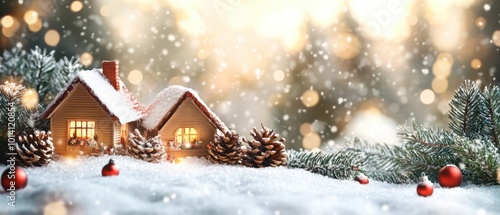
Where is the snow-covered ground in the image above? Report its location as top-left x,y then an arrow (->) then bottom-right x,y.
1,156 -> 499,215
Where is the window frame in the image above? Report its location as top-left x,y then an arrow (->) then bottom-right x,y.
68,120 -> 96,143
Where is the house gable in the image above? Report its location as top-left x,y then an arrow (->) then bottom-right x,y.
50,83 -> 115,153
141,86 -> 228,133
158,98 -> 217,145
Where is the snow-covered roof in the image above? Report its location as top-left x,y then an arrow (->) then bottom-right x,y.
41,69 -> 145,124
141,85 -> 228,133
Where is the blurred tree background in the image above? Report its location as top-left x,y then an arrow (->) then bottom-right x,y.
1,0 -> 500,150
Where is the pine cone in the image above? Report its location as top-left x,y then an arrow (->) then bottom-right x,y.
206,130 -> 242,164
128,129 -> 165,163
15,130 -> 54,167
242,124 -> 287,168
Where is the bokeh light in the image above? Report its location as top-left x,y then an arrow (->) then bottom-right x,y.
492,30 -> 500,47
433,53 -> 453,77
70,1 -> 83,13
331,33 -> 361,60
44,29 -> 60,46
79,52 -> 93,67
471,58 -> 482,70
420,89 -> 435,105
128,70 -> 143,85
24,10 -> 38,25
475,17 -> 486,29
432,77 -> 448,94
299,123 -> 313,136
273,70 -> 285,82
302,132 -> 321,150
100,5 -> 110,17
28,19 -> 42,32
301,90 -> 320,107
22,88 -> 39,109
1,15 -> 14,27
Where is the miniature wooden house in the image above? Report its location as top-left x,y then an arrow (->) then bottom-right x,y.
42,60 -> 228,158
140,86 -> 228,158
41,61 -> 145,156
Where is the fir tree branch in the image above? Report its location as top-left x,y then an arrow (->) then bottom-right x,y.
480,85 -> 500,148
448,80 -> 483,139
287,149 -> 365,180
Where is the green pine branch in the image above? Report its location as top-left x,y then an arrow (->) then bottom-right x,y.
287,149 -> 366,180
289,81 -> 500,185
448,80 -> 483,139
480,85 -> 500,147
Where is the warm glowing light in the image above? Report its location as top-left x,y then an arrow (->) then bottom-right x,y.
432,77 -> 448,94
301,90 -> 320,107
343,108 -> 398,143
432,53 -> 453,77
70,1 -> 83,13
300,123 -> 313,136
471,58 -> 482,69
427,4 -> 466,52
128,70 -> 143,85
267,93 -> 282,106
408,15 -> 418,25
197,49 -> 209,59
24,10 -> 38,25
175,158 -> 186,164
492,30 -> 500,47
302,132 -> 321,150
22,89 -> 39,109
475,17 -> 486,29
331,33 -> 361,60
2,17 -> 19,37
306,0 -> 344,28
2,27 -> 14,37
100,5 -> 111,17
273,70 -> 285,82
80,52 -> 93,67
349,0 -> 415,40
420,89 -> 435,105
44,29 -> 60,47
497,166 -> 500,184
28,19 -> 42,32
43,200 -> 67,215
1,15 -> 14,28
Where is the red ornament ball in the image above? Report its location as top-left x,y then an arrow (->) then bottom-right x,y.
1,166 -> 28,191
416,175 -> 434,197
355,173 -> 369,184
438,164 -> 462,188
102,159 -> 119,177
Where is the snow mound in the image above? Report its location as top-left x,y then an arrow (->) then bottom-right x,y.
1,156 -> 499,215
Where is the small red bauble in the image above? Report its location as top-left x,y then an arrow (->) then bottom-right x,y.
1,166 -> 28,191
355,173 -> 369,184
417,175 -> 434,197
438,164 -> 462,188
102,159 -> 119,177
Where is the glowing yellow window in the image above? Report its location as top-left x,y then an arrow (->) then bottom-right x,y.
69,120 -> 95,141
175,127 -> 198,144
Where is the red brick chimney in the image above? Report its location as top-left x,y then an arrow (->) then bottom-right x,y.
102,60 -> 120,90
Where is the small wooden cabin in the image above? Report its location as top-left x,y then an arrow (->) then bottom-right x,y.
41,61 -> 144,156
141,86 -> 228,158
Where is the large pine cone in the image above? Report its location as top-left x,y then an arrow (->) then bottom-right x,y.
15,130 -> 54,167
207,130 -> 242,164
242,124 -> 287,168
128,129 -> 165,163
